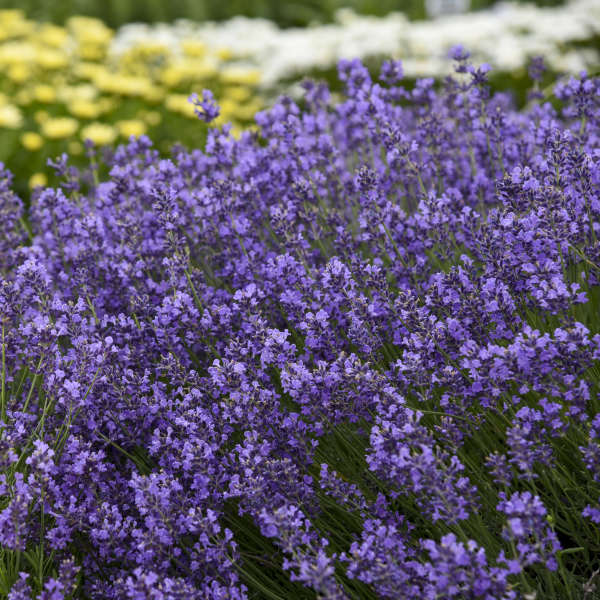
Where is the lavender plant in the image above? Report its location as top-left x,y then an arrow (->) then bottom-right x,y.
0,49 -> 599,599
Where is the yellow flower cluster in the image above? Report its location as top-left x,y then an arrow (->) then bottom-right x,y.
0,10 -> 265,188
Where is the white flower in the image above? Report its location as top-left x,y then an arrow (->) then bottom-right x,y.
109,0 -> 600,89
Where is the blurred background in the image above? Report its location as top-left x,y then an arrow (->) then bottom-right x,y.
0,0 -> 596,199
0,0 -> 566,27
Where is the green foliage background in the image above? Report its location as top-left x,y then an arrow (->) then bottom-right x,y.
0,0 -> 565,28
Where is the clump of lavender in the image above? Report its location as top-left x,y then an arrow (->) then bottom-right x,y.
0,46 -> 598,599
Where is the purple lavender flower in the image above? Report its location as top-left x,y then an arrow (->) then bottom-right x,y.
422,534 -> 516,599
528,56 -> 546,82
367,405 -> 479,524
344,519 -> 426,598
7,573 -> 32,600
189,90 -> 220,123
497,491 -> 561,572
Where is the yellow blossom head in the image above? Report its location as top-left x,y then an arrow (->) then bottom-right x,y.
223,86 -> 252,103
57,84 -> 98,103
142,85 -> 165,103
29,172 -> 47,189
231,98 -> 264,121
229,125 -> 243,140
68,99 -> 101,120
67,16 -> 113,45
94,71 -> 156,98
219,66 -> 261,86
7,63 -> 30,83
41,117 -> 79,139
33,85 -> 57,104
0,39 -> 34,63
0,104 -> 23,129
0,11 -> 32,38
38,24 -> 69,48
20,131 -> 43,151
182,39 -> 206,58
160,58 -> 217,87
216,47 -> 233,61
116,119 -> 147,138
37,49 -> 69,70
81,122 -> 116,146
165,94 -> 196,119
74,62 -> 105,81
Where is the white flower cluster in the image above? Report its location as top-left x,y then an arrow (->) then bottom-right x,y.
111,0 -> 600,88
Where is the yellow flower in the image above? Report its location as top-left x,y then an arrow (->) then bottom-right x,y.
223,86 -> 252,103
7,64 -> 30,83
231,98 -> 264,121
67,16 -> 113,45
29,172 -> 47,188
116,119 -> 147,138
20,131 -> 43,151
80,122 -> 116,145
94,71 -> 157,98
67,99 -> 101,120
67,17 -> 113,62
37,49 -> 69,70
159,65 -> 184,88
41,117 -> 79,139
0,41 -> 36,66
219,98 -> 238,119
216,47 -> 233,61
219,66 -> 261,86
159,59 -> 217,87
79,45 -> 106,61
38,23 -> 69,48
213,113 -> 226,127
181,39 -> 205,57
121,42 -> 170,65
216,97 -> 263,122
33,85 -> 57,104
0,104 -> 23,128
229,125 -> 243,140
141,85 -> 165,103
0,12 -> 33,39
195,59 -> 219,80
74,61 -> 105,81
57,84 -> 98,103
165,94 -> 197,118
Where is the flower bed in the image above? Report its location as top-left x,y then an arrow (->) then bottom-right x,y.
112,0 -> 600,85
0,51 -> 599,598
0,2 -> 599,198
